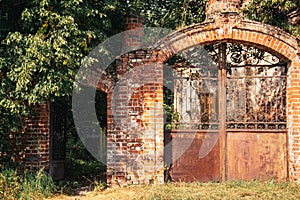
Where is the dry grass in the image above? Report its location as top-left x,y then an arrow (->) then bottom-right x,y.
47,180 -> 300,200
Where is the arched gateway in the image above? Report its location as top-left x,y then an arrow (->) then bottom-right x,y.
102,0 -> 300,186
17,0 -> 300,185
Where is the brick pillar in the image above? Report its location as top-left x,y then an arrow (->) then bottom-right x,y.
24,103 -> 51,170
123,13 -> 144,52
206,0 -> 241,21
287,59 -> 300,182
106,15 -> 145,186
107,50 -> 165,186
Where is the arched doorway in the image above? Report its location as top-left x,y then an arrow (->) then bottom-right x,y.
164,42 -> 288,182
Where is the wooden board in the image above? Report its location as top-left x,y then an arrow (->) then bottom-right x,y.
226,132 -> 287,181
169,131 -> 220,182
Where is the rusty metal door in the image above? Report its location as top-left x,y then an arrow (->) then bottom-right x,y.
225,43 -> 288,181
166,43 -> 287,182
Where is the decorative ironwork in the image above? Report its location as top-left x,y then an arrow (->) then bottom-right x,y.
226,44 -> 287,130
170,66 -> 219,130
166,43 -> 287,131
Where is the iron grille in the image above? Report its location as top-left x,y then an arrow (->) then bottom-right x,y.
225,44 -> 287,130
172,67 -> 219,130
166,43 -> 287,131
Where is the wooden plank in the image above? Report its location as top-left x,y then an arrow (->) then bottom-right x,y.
226,132 -> 287,181
169,132 -> 220,182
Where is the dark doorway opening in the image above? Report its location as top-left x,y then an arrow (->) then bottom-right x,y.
58,90 -> 107,194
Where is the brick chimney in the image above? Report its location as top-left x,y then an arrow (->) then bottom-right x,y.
123,13 -> 144,52
206,0 -> 252,21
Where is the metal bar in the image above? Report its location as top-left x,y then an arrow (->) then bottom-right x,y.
227,76 -> 287,79
219,43 -> 227,181
171,130 -> 220,133
228,63 -> 287,68
226,129 -> 286,132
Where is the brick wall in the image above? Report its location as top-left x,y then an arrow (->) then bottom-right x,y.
206,0 -> 255,21
0,129 -> 26,168
0,104 -> 51,171
0,100 -> 67,180
24,103 -> 51,170
288,59 -> 300,182
106,49 -> 164,186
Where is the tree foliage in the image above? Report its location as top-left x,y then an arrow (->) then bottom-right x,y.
125,0 -> 207,28
0,0 -> 113,132
243,0 -> 300,37
0,0 -> 207,133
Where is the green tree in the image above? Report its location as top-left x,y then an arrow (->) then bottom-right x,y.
0,0 -> 207,135
123,0 -> 207,28
243,0 -> 300,37
0,0 -> 116,163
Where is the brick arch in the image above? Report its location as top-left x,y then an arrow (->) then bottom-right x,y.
153,19 -> 300,182
97,19 -> 299,92
156,19 -> 299,63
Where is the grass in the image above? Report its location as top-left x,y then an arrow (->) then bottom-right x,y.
48,180 -> 300,200
0,168 -> 56,200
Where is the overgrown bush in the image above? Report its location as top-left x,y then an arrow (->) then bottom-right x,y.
0,168 -> 56,200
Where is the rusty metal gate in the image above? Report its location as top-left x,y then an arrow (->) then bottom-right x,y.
166,43 -> 288,182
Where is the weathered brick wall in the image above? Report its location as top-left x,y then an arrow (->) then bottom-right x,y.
287,59 -> 300,182
24,103 -> 51,170
0,103 -> 51,171
106,49 -> 164,186
106,14 -> 164,186
0,130 -> 26,167
206,0 -> 255,21
0,103 -> 50,170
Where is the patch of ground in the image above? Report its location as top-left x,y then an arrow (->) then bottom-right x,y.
47,180 -> 300,200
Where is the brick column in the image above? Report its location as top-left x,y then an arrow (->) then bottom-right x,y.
206,0 -> 241,21
287,59 -> 300,182
123,13 -> 144,52
24,103 -> 51,170
106,50 -> 165,186
106,14 -> 165,184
